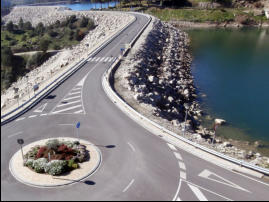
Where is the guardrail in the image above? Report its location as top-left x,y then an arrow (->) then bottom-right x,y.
1,13 -> 137,125
102,13 -> 269,176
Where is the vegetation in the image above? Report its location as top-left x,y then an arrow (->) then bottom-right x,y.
1,15 -> 95,92
24,139 -> 88,176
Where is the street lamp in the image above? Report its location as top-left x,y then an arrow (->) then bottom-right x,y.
182,103 -> 190,138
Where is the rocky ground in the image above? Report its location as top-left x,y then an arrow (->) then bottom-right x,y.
114,16 -> 269,169
1,6 -> 134,111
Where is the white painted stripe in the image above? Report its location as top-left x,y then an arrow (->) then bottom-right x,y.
95,57 -> 101,62
74,110 -> 83,114
15,117 -> 25,122
99,57 -> 105,62
172,179 -> 182,201
167,143 -> 177,151
40,114 -> 48,116
28,115 -> 37,118
176,197 -> 181,201
127,142 -> 135,152
108,57 -> 113,62
58,124 -> 74,126
63,96 -> 81,101
8,131 -> 23,138
188,184 -> 208,201
87,57 -> 93,62
180,171 -> 186,180
174,152 -> 183,160
68,91 -> 81,96
57,100 -> 81,108
104,57 -> 109,62
178,162 -> 186,170
52,105 -> 82,114
122,179 -> 135,192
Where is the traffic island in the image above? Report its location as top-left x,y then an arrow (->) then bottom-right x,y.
9,137 -> 101,187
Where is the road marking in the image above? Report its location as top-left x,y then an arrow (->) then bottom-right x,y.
68,91 -> 81,96
87,57 -> 93,62
28,115 -> 37,118
58,124 -> 74,126
52,105 -> 82,114
108,57 -> 114,62
95,57 -> 101,62
182,180 -> 232,201
104,57 -> 109,62
172,179 -> 182,201
167,143 -> 177,151
122,179 -> 135,193
74,110 -> 83,114
199,169 -> 250,193
188,184 -> 208,201
71,89 -> 81,93
33,103 -> 47,113
63,96 -> 81,101
40,113 -> 48,116
174,152 -> 183,160
99,57 -> 105,62
180,171 -> 186,180
176,197 -> 181,201
178,162 -> 186,171
127,142 -> 135,152
15,117 -> 25,122
8,131 -> 23,138
57,100 -> 81,108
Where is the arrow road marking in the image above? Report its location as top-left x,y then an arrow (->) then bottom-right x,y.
33,103 -> 47,113
199,169 -> 251,193
188,184 -> 208,201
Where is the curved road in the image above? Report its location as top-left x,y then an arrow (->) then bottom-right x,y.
1,13 -> 269,201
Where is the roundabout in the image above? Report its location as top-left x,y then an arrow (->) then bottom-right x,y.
9,137 -> 102,187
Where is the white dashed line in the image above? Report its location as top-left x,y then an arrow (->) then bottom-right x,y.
174,152 -> 183,160
122,179 -> 135,193
167,143 -> 177,151
8,131 -> 23,138
28,115 -> 37,118
15,117 -> 25,122
127,142 -> 135,152
178,162 -> 186,171
188,184 -> 208,201
40,114 -> 48,116
180,171 -> 187,180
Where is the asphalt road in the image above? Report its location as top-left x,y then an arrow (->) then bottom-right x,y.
1,13 -> 269,201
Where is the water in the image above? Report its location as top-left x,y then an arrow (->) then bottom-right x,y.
58,1 -> 118,11
187,28 -> 269,150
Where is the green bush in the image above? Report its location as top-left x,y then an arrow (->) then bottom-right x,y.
44,160 -> 67,176
25,159 -> 34,168
33,158 -> 48,173
45,139 -> 60,150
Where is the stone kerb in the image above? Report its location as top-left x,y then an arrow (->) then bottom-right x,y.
9,137 -> 101,187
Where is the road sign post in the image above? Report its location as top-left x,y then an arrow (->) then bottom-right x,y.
76,122 -> 80,143
17,139 -> 24,165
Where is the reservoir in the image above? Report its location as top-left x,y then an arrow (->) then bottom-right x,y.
187,28 -> 269,154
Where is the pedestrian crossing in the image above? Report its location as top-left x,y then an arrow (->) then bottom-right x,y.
50,84 -> 85,115
87,56 -> 117,63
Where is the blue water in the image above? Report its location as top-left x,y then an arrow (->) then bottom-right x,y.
58,2 -> 118,11
188,28 -> 269,145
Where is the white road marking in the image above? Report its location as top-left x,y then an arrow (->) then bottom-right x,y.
57,100 -> 81,108
33,103 -> 47,113
52,105 -> 82,114
8,131 -> 23,138
71,89 -> 81,93
178,162 -> 186,171
28,115 -> 37,118
15,117 -> 25,122
87,57 -> 93,62
99,57 -> 105,62
104,57 -> 109,62
74,110 -> 83,114
188,184 -> 208,201
172,179 -> 182,201
182,180 -> 232,201
176,197 -> 181,201
108,57 -> 113,62
68,91 -> 81,96
180,171 -> 187,180
174,152 -> 183,160
58,124 -> 74,126
127,142 -> 135,152
167,143 -> 177,151
40,113 -> 48,116
95,57 -> 101,62
63,96 -> 81,101
122,179 -> 135,193
199,169 -> 250,193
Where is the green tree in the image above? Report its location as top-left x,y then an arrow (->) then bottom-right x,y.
39,39 -> 50,53
24,21 -> 33,30
1,47 -> 13,67
80,17 -> 89,28
6,21 -> 14,32
19,17 -> 24,30
35,22 -> 45,35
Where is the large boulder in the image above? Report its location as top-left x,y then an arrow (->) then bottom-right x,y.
214,118 -> 226,125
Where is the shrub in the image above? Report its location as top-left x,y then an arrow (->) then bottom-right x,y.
36,146 -> 48,159
80,17 -> 88,28
45,139 -> 60,150
25,159 -> 34,168
44,160 -> 67,176
33,158 -> 48,173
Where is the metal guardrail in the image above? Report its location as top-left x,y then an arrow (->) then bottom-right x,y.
103,13 -> 269,176
1,13 -> 137,125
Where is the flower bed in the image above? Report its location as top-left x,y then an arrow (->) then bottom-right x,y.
23,139 -> 89,176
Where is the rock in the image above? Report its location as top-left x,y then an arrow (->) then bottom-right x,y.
214,118 -> 226,125
254,141 -> 261,148
171,119 -> 181,127
255,153 -> 262,158
223,142 -> 233,147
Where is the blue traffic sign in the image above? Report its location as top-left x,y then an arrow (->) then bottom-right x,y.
76,122 -> 80,128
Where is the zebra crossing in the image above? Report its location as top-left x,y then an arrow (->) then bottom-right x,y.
50,84 -> 85,115
87,56 -> 117,63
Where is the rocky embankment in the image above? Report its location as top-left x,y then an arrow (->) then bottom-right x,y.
1,6 -> 134,112
114,17 -> 269,168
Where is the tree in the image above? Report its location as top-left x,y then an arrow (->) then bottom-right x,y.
35,22 -> 45,35
19,17 -> 24,30
39,39 -> 50,53
1,47 -> 13,67
6,21 -> 14,32
80,17 -> 89,28
24,21 -> 33,30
